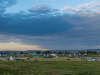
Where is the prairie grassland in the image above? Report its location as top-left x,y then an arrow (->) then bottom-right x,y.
0,55 -> 100,75
0,60 -> 100,75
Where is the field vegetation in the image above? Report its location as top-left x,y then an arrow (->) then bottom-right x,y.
0,61 -> 100,75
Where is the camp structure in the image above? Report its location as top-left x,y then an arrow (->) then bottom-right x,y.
43,54 -> 53,58
15,59 -> 21,61
51,54 -> 56,56
55,56 -> 58,58
66,58 -> 70,60
34,56 -> 38,58
34,59 -> 38,61
80,56 -> 83,59
27,58 -> 30,60
86,58 -> 96,61
48,54 -> 53,58
6,57 -> 10,60
69,53 -> 75,58
9,56 -> 14,61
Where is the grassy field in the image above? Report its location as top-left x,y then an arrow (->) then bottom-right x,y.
0,61 -> 100,75
0,56 -> 100,75
0,55 -> 100,75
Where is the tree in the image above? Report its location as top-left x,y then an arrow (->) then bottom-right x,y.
65,52 -> 68,54
87,51 -> 92,54
45,51 -> 51,54
14,52 -> 16,54
58,52 -> 62,54
25,52 -> 27,54
92,51 -> 97,54
37,51 -> 41,54
80,51 -> 86,55
20,52 -> 23,54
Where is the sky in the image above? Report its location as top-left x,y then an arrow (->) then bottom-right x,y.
0,0 -> 100,50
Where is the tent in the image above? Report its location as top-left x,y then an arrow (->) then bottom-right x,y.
6,57 -> 10,60
95,58 -> 98,59
91,59 -> 95,61
9,56 -> 14,61
70,54 -> 75,58
66,58 -> 70,60
55,56 -> 58,58
34,59 -> 38,61
34,56 -> 38,58
86,58 -> 91,61
51,54 -> 56,56
15,59 -> 21,61
27,58 -> 30,60
86,58 -> 96,61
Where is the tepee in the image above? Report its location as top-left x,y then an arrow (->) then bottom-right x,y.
9,56 -> 14,61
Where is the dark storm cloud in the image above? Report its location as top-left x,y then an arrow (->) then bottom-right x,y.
14,14 -> 100,50
1,11 -> 100,49
0,0 -> 100,50
0,13 -> 73,36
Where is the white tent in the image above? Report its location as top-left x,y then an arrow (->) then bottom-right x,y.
9,56 -> 14,61
51,54 -> 56,56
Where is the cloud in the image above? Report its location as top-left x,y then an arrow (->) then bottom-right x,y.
28,5 -> 58,14
61,7 -> 75,11
77,3 -> 92,9
61,1 -> 100,16
0,0 -> 17,14
0,13 -> 73,36
1,11 -> 100,50
0,0 -> 100,50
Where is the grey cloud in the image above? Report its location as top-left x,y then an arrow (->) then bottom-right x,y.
1,12 -> 100,50
0,12 -> 73,36
28,5 -> 58,14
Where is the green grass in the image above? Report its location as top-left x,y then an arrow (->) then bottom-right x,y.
0,55 -> 100,75
0,61 -> 100,75
84,54 -> 99,57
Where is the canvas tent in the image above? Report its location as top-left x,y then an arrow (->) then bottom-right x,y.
34,56 -> 38,58
55,56 -> 58,58
9,56 -> 14,61
51,54 -> 56,56
27,58 -> 30,60
86,58 -> 96,61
